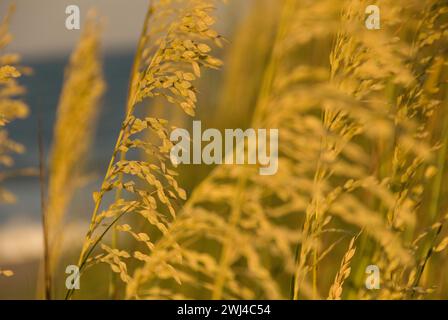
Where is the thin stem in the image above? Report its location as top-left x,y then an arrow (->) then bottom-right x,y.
211,176 -> 247,299
109,3 -> 153,299
38,110 -> 51,300
410,223 -> 443,298
67,183 -> 168,300
66,204 -> 137,300
428,69 -> 447,222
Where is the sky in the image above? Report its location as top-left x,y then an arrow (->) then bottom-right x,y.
1,0 -> 149,60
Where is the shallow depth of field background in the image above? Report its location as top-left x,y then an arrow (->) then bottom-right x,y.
1,0 -> 447,300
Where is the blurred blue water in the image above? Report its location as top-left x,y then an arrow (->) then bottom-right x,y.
0,51 -> 134,222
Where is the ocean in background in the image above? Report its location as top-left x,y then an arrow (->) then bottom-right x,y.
0,51 -> 134,223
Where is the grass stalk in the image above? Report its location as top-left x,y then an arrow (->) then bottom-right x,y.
109,3 -> 153,299
38,110 -> 51,300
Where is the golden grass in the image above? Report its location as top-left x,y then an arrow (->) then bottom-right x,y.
0,4 -> 29,204
45,11 -> 105,297
1,0 -> 448,300
69,0 -> 448,300
65,0 -> 223,300
0,3 -> 30,282
328,235 -> 358,300
0,269 -> 13,277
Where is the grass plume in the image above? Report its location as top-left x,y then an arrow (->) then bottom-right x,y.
46,12 -> 105,292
